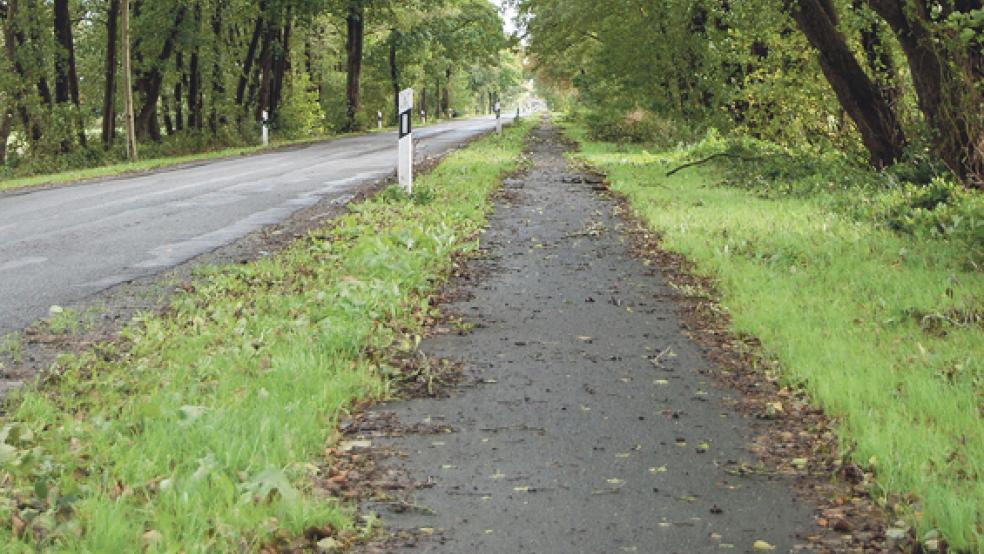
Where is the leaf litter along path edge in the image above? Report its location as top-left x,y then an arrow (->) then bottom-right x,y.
345,121 -> 826,553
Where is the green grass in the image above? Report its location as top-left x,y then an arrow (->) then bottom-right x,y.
562,121 -> 983,551
0,119 -> 533,551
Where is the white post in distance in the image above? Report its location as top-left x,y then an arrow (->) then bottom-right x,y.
261,110 -> 269,146
495,100 -> 502,135
377,110 -> 383,129
399,88 -> 413,195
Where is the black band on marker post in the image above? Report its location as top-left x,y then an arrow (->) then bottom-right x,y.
399,110 -> 412,138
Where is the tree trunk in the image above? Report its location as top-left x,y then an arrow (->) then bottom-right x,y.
443,67 -> 452,117
851,0 -> 898,105
174,52 -> 185,132
0,109 -> 12,165
54,0 -> 85,148
162,94 -> 174,135
25,0 -> 53,110
270,14 -> 291,121
389,29 -> 400,125
866,0 -> 982,187
789,0 -> 905,168
434,78 -> 440,117
1,0 -> 42,142
344,1 -> 364,131
236,3 -> 265,107
102,0 -> 119,149
134,5 -> 186,142
122,0 -> 137,160
304,37 -> 322,104
254,22 -> 275,121
209,0 -> 224,133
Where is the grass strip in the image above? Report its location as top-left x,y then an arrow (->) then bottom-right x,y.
0,119 -> 534,551
562,122 -> 982,551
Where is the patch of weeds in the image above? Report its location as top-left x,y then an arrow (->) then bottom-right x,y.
44,306 -> 80,335
0,119 -> 536,551
0,333 -> 23,364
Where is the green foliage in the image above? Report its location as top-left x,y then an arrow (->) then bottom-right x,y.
275,74 -> 324,139
0,0 -> 524,184
0,118 -> 534,550
583,107 -> 696,146
564,118 -> 983,551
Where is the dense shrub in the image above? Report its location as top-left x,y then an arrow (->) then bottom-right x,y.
584,108 -> 694,146
673,131 -> 983,251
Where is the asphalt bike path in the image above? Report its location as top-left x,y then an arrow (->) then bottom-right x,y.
361,121 -> 817,553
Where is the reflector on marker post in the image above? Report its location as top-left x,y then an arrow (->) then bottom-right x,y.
399,88 -> 413,194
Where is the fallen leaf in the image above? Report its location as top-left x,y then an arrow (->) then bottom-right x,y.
316,537 -> 342,553
752,540 -> 775,551
338,439 -> 371,452
886,528 -> 908,540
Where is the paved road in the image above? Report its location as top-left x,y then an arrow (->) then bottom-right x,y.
0,116 -> 513,336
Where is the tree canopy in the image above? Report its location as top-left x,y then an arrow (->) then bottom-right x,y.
0,0 -> 524,173
518,0 -> 984,189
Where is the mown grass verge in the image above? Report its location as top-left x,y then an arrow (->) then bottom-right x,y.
561,121 -> 983,550
0,119 -> 533,551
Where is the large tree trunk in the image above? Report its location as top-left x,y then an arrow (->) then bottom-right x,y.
236,4 -> 265,107
162,94 -> 174,135
188,10 -> 202,132
254,22 -> 275,121
851,0 -> 898,105
209,0 -> 225,133
1,0 -> 42,142
174,52 -> 185,132
304,37 -> 323,107
344,1 -> 364,131
269,13 -> 291,121
53,0 -> 85,149
102,0 -> 119,149
443,67 -> 452,117
134,5 -> 186,142
121,0 -> 137,160
389,29 -> 400,125
25,1 -> 53,110
866,0 -> 982,187
0,109 -> 12,165
789,0 -> 905,168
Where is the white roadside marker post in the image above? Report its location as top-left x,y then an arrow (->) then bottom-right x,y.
399,88 -> 413,195
377,110 -> 383,129
495,100 -> 502,135
261,110 -> 269,146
